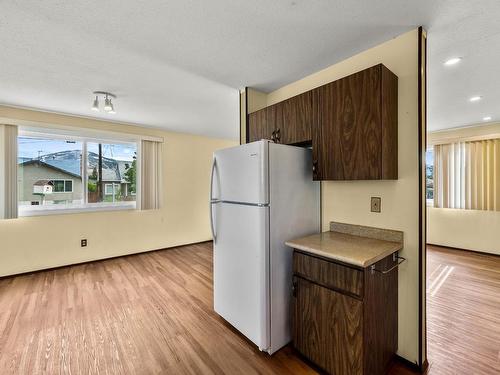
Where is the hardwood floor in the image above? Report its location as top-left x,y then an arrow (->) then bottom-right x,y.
0,242 -> 497,374
426,245 -> 500,375
0,242 -> 314,374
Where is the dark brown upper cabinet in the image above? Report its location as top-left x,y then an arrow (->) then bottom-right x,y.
247,64 -> 398,181
313,64 -> 398,180
247,108 -> 273,142
247,92 -> 313,145
281,91 -> 313,145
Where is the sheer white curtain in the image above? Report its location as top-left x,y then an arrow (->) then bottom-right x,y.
1,124 -> 18,219
434,139 -> 500,210
140,140 -> 162,210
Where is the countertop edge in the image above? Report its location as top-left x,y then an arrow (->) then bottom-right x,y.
285,239 -> 403,268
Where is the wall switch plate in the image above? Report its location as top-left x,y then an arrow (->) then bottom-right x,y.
371,197 -> 381,213
81,239 -> 87,247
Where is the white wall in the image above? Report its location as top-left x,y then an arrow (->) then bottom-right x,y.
427,208 -> 500,255
0,106 -> 237,277
266,30 -> 421,363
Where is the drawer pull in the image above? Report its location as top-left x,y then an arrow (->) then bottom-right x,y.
370,252 -> 406,275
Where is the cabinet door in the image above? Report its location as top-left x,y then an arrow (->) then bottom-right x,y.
248,108 -> 273,142
311,88 -> 323,180
315,65 -> 382,180
266,104 -> 283,143
281,91 -> 313,145
293,276 -> 363,375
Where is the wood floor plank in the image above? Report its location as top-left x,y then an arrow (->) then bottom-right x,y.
0,242 -> 498,374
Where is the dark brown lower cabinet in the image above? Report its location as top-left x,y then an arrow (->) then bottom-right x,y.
292,251 -> 398,375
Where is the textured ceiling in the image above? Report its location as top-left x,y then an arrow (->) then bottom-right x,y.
1,1 -> 499,137
427,1 -> 500,131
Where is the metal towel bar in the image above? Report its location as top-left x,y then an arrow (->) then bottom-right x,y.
370,252 -> 406,275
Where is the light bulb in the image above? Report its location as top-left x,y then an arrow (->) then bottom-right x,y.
104,97 -> 112,111
91,96 -> 99,111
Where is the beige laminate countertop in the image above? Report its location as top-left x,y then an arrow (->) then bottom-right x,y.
285,231 -> 403,268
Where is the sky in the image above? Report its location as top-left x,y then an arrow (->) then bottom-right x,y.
18,137 -> 136,161
426,149 -> 434,166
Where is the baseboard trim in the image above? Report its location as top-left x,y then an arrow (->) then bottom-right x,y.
427,243 -> 500,258
394,355 -> 428,373
0,240 -> 213,280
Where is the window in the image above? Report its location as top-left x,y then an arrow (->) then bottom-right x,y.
433,139 -> 500,210
18,136 -> 83,212
86,142 -> 137,205
18,131 -> 138,216
426,147 -> 434,206
52,179 -> 73,193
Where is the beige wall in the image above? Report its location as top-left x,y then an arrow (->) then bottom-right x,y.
427,207 -> 500,255
247,88 -> 268,113
239,88 -> 270,144
264,30 -> 421,363
427,122 -> 500,255
0,126 -> 5,218
240,89 -> 246,144
0,105 -> 237,277
428,122 -> 500,145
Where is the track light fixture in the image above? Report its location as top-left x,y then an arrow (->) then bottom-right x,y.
91,91 -> 117,114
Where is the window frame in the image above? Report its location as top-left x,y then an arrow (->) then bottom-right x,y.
104,183 -> 121,196
51,179 -> 74,193
18,129 -> 140,217
425,146 -> 434,208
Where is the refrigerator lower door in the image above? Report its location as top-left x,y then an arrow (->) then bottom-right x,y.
213,202 -> 270,352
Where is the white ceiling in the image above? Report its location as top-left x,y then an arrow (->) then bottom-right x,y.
427,1 -> 500,131
1,1 -> 499,138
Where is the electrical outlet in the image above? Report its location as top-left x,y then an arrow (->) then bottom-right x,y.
81,239 -> 87,247
371,197 -> 381,213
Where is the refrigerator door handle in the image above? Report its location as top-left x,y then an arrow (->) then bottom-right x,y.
209,157 -> 217,242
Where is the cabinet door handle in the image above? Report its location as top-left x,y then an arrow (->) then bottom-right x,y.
275,128 -> 281,143
312,160 -> 318,178
292,280 -> 298,297
270,130 -> 276,142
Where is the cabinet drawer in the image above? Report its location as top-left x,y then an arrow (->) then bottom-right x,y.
293,251 -> 363,297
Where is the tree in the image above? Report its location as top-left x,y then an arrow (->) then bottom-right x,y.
124,152 -> 137,194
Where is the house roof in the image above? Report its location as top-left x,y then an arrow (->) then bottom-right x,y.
33,179 -> 54,186
19,150 -> 132,182
19,160 -> 82,179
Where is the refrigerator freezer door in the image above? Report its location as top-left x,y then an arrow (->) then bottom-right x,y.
213,202 -> 270,351
213,141 -> 269,205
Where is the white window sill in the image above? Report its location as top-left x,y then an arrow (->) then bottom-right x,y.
19,203 -> 136,217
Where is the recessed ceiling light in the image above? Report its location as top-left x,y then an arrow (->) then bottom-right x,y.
483,116 -> 492,121
469,96 -> 482,102
444,57 -> 462,66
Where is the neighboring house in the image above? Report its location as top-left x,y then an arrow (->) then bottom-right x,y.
18,150 -> 135,206
18,160 -> 83,205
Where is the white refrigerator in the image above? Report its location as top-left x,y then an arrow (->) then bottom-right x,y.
210,140 -> 320,354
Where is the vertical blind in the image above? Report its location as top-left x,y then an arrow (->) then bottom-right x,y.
434,139 -> 500,210
1,124 -> 18,219
140,139 -> 162,210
